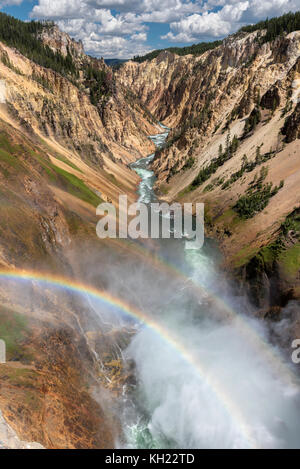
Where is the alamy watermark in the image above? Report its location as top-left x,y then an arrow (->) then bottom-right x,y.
96,196 -> 204,249
0,80 -> 6,104
292,340 -> 300,364
0,339 -> 6,364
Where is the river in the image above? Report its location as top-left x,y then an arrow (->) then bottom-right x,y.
117,124 -> 300,449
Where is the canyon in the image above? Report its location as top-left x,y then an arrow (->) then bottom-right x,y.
0,12 -> 299,449
117,27 -> 300,309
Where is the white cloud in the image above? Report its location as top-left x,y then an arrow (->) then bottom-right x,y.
163,0 -> 299,42
32,0 -> 84,19
30,0 -> 204,57
162,11 -> 234,41
31,0 -> 150,58
32,0 -> 202,20
83,34 -> 151,58
30,0 -> 300,57
87,0 -> 200,15
243,0 -> 299,22
0,0 -> 23,6
56,14 -> 146,39
131,32 -> 147,41
52,17 -> 149,58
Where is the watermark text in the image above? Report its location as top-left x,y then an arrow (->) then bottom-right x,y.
292,339 -> 300,364
96,196 -> 204,249
0,339 -> 6,364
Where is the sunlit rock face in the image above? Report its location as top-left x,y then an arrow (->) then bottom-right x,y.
0,22 -> 163,449
0,411 -> 44,449
117,31 -> 300,180
117,30 -> 300,307
39,25 -> 85,61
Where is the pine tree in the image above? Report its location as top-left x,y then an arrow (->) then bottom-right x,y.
218,144 -> 223,159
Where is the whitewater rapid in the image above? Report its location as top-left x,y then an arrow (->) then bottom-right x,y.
130,124 -> 169,204
119,123 -> 300,449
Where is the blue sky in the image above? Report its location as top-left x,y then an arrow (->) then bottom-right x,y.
1,0 -> 299,58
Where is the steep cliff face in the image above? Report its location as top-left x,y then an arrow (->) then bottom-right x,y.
0,411 -> 44,449
118,30 -> 300,165
0,18 -> 164,230
118,29 -> 300,307
117,49 -> 196,127
0,115 -> 140,447
0,41 -> 156,164
0,23 -> 160,449
39,24 -> 85,61
282,101 -> 300,142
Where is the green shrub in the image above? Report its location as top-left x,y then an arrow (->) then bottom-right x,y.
0,13 -> 77,77
85,65 -> 112,105
233,170 -> 284,219
237,12 -> 300,43
133,41 -> 222,63
243,107 -> 261,136
185,133 -> 239,192
221,149 -> 277,190
182,156 -> 195,170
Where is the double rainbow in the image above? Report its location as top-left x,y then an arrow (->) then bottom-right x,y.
1,264 -> 299,448
120,239 -> 300,388
0,267 -> 260,448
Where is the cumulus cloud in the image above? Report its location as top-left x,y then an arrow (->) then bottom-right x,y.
32,0 -> 84,19
32,0 -> 201,21
30,0 -> 300,57
162,11 -> 233,41
87,0 -> 200,15
164,0 -> 299,42
130,32 -> 147,41
55,17 -> 149,58
244,0 -> 299,22
163,1 -> 249,41
0,0 -> 23,6
84,34 -> 151,58
31,0 -> 151,58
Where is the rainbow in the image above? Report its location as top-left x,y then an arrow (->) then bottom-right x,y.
0,267 -> 258,449
119,239 -> 300,388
